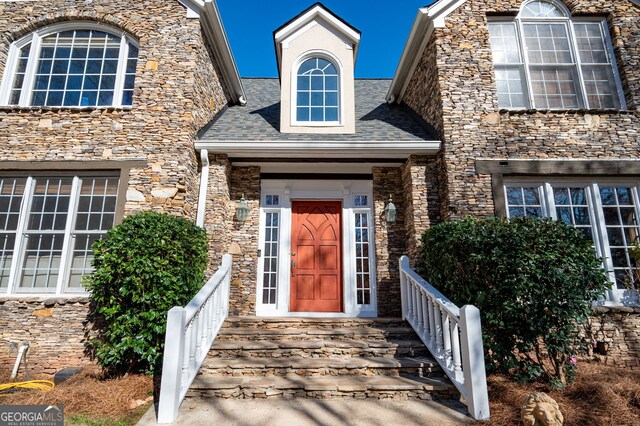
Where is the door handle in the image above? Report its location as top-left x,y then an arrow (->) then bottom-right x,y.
291,259 -> 296,277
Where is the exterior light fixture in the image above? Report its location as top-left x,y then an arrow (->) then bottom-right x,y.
236,194 -> 250,222
384,195 -> 397,223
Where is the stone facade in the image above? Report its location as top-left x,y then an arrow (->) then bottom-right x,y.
0,0 -> 230,374
401,155 -> 440,267
0,298 -> 93,376
586,307 -> 640,369
402,0 -> 640,220
373,167 -> 406,317
228,166 -> 261,316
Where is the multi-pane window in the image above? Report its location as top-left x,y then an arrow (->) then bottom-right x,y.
488,0 -> 624,110
354,212 -> 371,305
0,174 -> 119,295
295,57 -> 339,123
504,181 -> 640,290
262,212 -> 280,304
1,23 -> 138,107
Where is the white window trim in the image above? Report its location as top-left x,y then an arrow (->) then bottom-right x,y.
290,50 -> 344,127
256,180 -> 377,317
504,178 -> 640,305
2,173 -> 120,297
0,21 -> 138,109
488,0 -> 627,111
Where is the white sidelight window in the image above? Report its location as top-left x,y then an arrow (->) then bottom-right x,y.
261,211 -> 280,304
488,0 -> 625,110
0,174 -> 120,295
504,181 -> 640,291
354,212 -> 372,305
0,22 -> 138,108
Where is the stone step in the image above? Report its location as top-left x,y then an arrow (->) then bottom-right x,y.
223,316 -> 407,330
200,356 -> 443,378
188,374 -> 457,400
208,338 -> 430,358
216,326 -> 417,341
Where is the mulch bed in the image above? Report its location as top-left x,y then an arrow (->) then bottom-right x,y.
0,367 -> 153,421
485,361 -> 640,425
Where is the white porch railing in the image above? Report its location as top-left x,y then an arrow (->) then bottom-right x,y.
157,254 -> 232,423
399,256 -> 490,421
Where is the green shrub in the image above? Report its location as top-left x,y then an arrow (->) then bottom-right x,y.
85,211 -> 208,375
420,216 -> 608,388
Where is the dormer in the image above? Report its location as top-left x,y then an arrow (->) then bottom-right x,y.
273,3 -> 360,134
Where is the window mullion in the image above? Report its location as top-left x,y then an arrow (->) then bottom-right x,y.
517,18 -> 535,109
18,34 -> 42,107
112,34 -> 128,108
567,21 -> 588,109
54,176 -> 80,295
7,177 -> 35,293
543,182 -> 555,219
591,183 -> 616,287
0,43 -> 22,105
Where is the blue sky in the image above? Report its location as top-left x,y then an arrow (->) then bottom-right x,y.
217,1 -> 435,78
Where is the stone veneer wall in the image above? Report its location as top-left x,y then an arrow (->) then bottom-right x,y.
401,155 -> 440,268
0,0 -> 228,219
373,167 -> 406,317
586,308 -> 640,369
204,155 -> 231,273
0,298 -> 94,376
228,166 -> 261,316
0,0 -> 230,374
402,0 -> 640,220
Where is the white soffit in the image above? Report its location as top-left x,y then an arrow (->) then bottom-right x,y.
386,0 -> 467,104
273,4 -> 361,71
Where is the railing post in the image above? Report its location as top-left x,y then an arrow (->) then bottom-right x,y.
460,305 -> 490,421
158,306 -> 186,424
399,256 -> 409,320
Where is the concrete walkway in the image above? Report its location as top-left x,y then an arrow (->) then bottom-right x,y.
137,398 -> 471,426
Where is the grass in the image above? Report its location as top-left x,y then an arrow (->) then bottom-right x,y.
485,361 -> 640,425
0,367 -> 153,426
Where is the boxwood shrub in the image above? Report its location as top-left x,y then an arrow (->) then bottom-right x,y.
85,211 -> 208,375
420,216 -> 608,388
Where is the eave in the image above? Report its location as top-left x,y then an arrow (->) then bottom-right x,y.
386,0 -> 466,104
194,140 -> 441,159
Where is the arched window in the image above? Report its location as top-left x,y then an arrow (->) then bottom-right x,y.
295,57 -> 339,123
0,23 -> 138,108
488,0 -> 625,110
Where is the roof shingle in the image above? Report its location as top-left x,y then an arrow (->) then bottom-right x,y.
197,78 -> 437,142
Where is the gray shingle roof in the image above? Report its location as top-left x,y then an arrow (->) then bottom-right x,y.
197,78 -> 437,142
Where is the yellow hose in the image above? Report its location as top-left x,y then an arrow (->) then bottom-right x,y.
0,380 -> 55,393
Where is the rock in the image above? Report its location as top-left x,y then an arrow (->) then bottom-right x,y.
126,189 -> 146,202
521,392 -> 564,426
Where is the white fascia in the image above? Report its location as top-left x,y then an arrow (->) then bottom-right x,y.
178,0 -> 203,18
199,1 -> 246,105
386,0 -> 467,104
194,140 -> 441,159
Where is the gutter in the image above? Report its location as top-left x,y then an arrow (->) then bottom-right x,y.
196,149 -> 210,228
201,1 -> 246,105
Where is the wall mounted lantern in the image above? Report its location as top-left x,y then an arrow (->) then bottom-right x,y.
384,195 -> 397,223
236,194 -> 250,222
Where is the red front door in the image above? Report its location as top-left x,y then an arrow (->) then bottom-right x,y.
290,200 -> 342,312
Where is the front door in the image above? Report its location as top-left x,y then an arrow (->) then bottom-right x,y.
290,200 -> 342,312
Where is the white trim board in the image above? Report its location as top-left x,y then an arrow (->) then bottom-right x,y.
256,179 -> 377,318
195,140 -> 441,159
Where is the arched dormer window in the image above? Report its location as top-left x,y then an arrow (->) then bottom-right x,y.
487,0 -> 625,110
0,22 -> 138,108
294,57 -> 340,123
